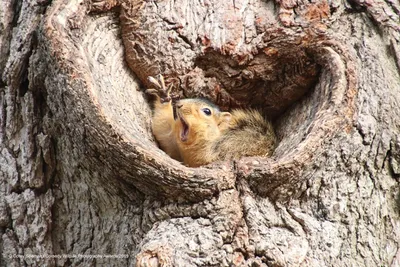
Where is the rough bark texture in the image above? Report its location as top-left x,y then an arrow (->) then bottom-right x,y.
1,0 -> 399,266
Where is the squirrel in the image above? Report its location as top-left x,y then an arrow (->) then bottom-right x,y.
146,75 -> 277,167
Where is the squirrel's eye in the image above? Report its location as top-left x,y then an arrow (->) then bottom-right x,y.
202,108 -> 212,116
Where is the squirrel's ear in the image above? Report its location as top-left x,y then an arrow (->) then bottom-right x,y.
218,112 -> 232,128
220,112 -> 232,122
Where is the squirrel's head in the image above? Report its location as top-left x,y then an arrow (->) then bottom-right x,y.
174,98 -> 232,146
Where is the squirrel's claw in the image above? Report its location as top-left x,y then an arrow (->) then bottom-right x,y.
147,76 -> 162,89
147,74 -> 181,104
147,75 -> 169,96
158,74 -> 166,90
145,88 -> 159,96
166,83 -> 174,95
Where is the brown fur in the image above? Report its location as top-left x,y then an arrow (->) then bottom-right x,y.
151,96 -> 182,161
173,99 -> 230,167
148,77 -> 277,167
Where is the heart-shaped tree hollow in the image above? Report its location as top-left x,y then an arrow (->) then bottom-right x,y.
43,1 -> 356,202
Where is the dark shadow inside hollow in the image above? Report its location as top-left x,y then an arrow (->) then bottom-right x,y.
194,46 -> 320,119
191,45 -> 324,160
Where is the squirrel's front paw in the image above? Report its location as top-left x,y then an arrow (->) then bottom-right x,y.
146,74 -> 180,104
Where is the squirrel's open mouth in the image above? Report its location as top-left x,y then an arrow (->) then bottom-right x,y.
174,104 -> 189,142
179,116 -> 189,142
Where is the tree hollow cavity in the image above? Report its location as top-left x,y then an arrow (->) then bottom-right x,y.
191,39 -> 322,159
43,3 -> 356,200
117,0 -> 357,177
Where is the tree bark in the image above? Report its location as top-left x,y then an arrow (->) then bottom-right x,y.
1,0 -> 399,266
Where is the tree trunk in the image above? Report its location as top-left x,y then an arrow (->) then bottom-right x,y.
1,0 -> 399,266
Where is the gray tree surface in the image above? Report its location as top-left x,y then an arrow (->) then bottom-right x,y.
1,0 -> 400,266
